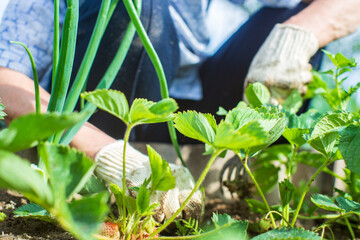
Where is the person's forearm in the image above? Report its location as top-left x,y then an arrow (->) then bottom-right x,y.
286,0 -> 360,47
0,67 -> 115,158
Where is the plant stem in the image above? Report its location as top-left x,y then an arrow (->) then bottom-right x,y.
282,205 -> 289,227
344,216 -> 356,240
322,167 -> 346,181
150,222 -> 233,240
313,212 -> 353,232
48,0 -> 79,112
10,42 -> 41,115
59,0 -> 140,145
126,215 -> 142,240
335,69 -> 344,110
122,126 -> 132,233
122,0 -> 185,167
298,214 -> 340,220
149,149 -> 223,237
291,160 -> 329,227
53,0 -> 60,88
287,146 -> 298,177
239,153 -> 276,228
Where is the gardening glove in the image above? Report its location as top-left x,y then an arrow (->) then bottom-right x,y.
94,140 -> 203,223
245,23 -> 319,105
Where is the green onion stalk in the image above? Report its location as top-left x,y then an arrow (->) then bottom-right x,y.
60,0 -> 140,145
122,0 -> 185,167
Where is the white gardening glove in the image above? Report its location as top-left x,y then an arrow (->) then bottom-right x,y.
95,140 -> 203,223
245,23 -> 319,105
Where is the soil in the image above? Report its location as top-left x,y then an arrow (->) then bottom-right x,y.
1,189 -> 359,240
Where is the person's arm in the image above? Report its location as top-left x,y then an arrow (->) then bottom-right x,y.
286,0 -> 360,47
0,66 -> 202,221
245,0 -> 360,103
0,67 -> 115,158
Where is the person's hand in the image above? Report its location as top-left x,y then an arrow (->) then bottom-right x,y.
245,23 -> 319,104
94,140 -> 203,222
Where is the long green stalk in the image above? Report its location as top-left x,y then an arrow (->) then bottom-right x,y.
291,160 -> 329,226
48,0 -> 79,112
62,0 -> 111,114
122,126 -> 132,234
150,149 -> 223,237
239,153 -> 276,229
10,42 -> 41,114
59,0 -> 141,145
151,222 -> 234,240
53,0 -> 114,144
53,0 -> 60,87
122,0 -> 185,167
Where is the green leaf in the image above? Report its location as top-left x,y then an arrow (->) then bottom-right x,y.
282,90 -> 302,114
309,111 -> 353,139
13,203 -> 55,223
81,89 -> 129,124
67,192 -> 109,240
308,131 -> 339,158
335,52 -> 357,68
216,106 -> 228,116
253,164 -> 280,194
304,71 -> 328,99
214,121 -> 268,150
282,127 -> 308,148
148,145 -> 176,192
174,111 -> 216,145
338,67 -> 352,76
38,142 -> 95,200
339,124 -> 360,175
298,109 -> 321,129
279,179 -> 295,207
129,98 -> 177,125
79,175 -> 107,195
136,185 -> 151,214
311,194 -> 342,212
225,107 -> 260,130
248,107 -> 287,155
207,213 -> 248,240
236,101 -> 248,109
245,82 -> 270,107
336,196 -> 360,214
211,213 -> 236,227
0,150 -> 53,206
0,111 -> 89,152
251,227 -> 321,240
149,98 -> 178,115
0,98 -> 6,120
109,183 -> 136,215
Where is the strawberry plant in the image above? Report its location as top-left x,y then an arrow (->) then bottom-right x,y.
0,111 -> 110,239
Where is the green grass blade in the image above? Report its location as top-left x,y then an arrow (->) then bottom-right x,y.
59,0 -> 140,145
63,0 -> 112,114
123,0 -> 185,166
53,0 -> 60,87
48,0 -> 79,112
10,41 -> 41,114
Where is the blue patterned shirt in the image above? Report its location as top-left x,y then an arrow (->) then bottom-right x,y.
0,0 -> 300,98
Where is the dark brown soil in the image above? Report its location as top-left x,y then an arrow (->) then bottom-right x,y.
0,190 -> 74,240
1,189 -> 360,240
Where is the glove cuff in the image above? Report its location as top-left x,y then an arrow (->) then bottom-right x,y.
261,23 -> 319,62
95,140 -> 148,185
